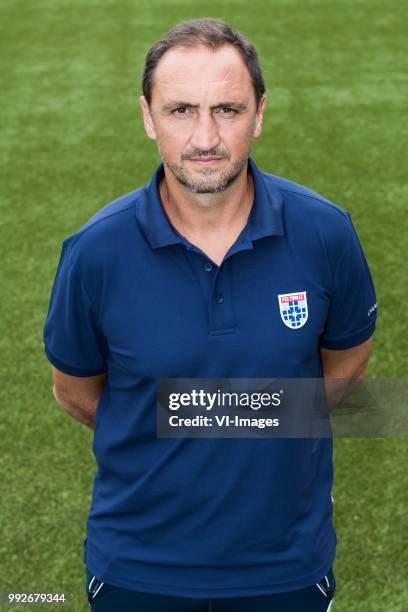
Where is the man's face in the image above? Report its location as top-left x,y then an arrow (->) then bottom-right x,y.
140,45 -> 266,194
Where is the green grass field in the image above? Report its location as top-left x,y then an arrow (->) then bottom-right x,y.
1,0 -> 407,610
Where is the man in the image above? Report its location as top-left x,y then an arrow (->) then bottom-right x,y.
43,18 -> 377,612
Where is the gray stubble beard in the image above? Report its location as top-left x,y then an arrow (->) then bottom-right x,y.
157,144 -> 253,194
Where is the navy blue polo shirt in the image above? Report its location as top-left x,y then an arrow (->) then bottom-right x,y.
43,157 -> 377,598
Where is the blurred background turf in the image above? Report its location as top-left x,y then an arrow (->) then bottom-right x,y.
0,0 -> 407,610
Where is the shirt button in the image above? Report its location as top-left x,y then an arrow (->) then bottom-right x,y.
204,262 -> 213,272
216,294 -> 224,304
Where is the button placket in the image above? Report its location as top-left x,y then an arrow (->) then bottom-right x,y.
208,260 -> 236,334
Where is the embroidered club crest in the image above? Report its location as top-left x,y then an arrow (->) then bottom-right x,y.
278,292 -> 308,329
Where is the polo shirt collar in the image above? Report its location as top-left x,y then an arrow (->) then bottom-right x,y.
136,157 -> 284,250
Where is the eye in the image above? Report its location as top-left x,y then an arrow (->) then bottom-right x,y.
172,106 -> 190,116
219,107 -> 236,115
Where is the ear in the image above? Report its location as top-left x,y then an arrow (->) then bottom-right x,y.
253,95 -> 267,139
139,95 -> 157,140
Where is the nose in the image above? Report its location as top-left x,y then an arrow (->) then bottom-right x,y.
189,111 -> 221,153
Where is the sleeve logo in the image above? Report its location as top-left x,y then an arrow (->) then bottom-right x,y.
367,302 -> 377,317
278,292 -> 308,329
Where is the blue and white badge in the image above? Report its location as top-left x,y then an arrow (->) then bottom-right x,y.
278,291 -> 308,329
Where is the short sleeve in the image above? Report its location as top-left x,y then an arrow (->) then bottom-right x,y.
43,240 -> 107,376
320,214 -> 377,350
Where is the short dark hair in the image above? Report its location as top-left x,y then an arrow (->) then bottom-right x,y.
142,18 -> 266,110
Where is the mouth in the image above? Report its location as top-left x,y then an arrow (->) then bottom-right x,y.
188,157 -> 224,165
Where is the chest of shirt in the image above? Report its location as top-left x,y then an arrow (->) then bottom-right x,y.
95,234 -> 332,379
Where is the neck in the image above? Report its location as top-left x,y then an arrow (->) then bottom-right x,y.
159,162 -> 254,239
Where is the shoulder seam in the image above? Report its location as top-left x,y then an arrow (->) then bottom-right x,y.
66,241 -> 100,321
68,191 -> 142,249
330,224 -> 354,288
278,185 -> 349,217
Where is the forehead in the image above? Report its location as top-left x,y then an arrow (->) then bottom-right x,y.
152,45 -> 254,104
